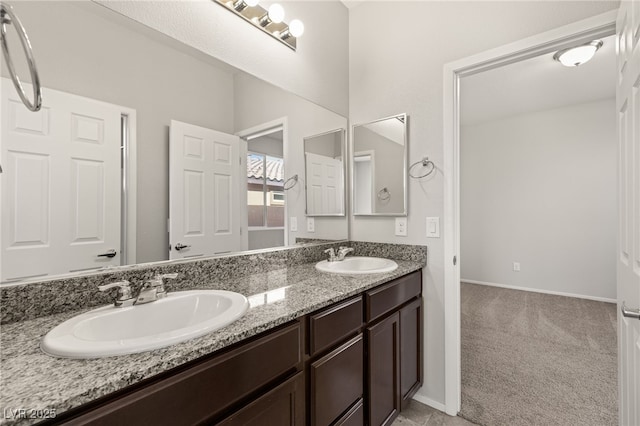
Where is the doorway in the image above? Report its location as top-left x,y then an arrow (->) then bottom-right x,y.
442,10 -> 619,417
237,118 -> 288,251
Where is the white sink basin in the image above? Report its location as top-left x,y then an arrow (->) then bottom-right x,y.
41,290 -> 249,359
315,257 -> 398,275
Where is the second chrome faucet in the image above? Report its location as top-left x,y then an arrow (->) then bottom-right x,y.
98,273 -> 179,307
323,246 -> 354,262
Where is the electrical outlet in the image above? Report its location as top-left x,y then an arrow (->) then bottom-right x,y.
395,217 -> 407,236
290,217 -> 298,232
306,218 -> 315,233
513,262 -> 521,272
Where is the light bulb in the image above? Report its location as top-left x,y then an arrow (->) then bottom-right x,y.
268,4 -> 285,24
246,0 -> 259,6
553,40 -> 602,67
289,19 -> 304,37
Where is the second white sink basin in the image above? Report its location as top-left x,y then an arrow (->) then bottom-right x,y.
41,290 -> 249,359
315,257 -> 398,275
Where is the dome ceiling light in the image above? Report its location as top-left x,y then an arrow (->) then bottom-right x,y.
553,40 -> 603,67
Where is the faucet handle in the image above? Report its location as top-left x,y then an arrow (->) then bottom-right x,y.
98,280 -> 134,307
98,280 -> 131,294
157,273 -> 178,280
324,248 -> 336,262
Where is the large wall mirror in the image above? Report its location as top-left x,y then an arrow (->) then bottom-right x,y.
352,114 -> 408,216
0,1 -> 348,284
304,129 -> 346,217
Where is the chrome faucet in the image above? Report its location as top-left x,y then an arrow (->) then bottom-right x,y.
324,246 -> 354,262
324,248 -> 337,262
135,273 -> 178,305
98,273 -> 179,307
98,280 -> 135,307
336,246 -> 354,261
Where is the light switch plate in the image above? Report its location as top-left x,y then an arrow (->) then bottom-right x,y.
395,217 -> 407,236
306,218 -> 315,233
290,217 -> 297,232
426,217 -> 440,238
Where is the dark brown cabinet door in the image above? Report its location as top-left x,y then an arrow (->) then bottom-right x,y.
366,312 -> 400,426
217,372 -> 305,426
400,297 -> 423,408
310,334 -> 364,426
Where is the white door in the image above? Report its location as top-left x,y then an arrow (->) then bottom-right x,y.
617,0 -> 640,424
305,152 -> 343,215
1,79 -> 122,282
169,120 -> 241,260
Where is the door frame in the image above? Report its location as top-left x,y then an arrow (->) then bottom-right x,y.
442,10 -> 617,416
237,117 -> 289,248
121,109 -> 137,266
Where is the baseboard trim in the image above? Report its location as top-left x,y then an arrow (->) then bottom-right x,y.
411,394 -> 446,412
461,279 -> 616,304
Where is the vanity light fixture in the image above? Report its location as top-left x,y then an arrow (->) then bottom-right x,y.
232,0 -> 259,12
280,19 -> 304,40
258,3 -> 285,27
215,0 -> 303,50
553,40 -> 603,67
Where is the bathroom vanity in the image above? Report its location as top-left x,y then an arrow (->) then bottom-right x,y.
0,249 -> 424,426
49,271 -> 421,426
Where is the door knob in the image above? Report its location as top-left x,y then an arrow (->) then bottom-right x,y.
175,243 -> 191,251
621,302 -> 640,320
97,249 -> 117,258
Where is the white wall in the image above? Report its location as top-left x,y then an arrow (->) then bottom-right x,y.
461,99 -> 617,301
234,73 -> 349,243
97,0 -> 349,116
249,229 -> 285,250
349,0 -> 618,407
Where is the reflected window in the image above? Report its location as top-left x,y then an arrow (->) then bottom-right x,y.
247,153 -> 285,228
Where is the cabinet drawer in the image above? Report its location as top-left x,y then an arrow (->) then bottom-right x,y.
62,322 -> 302,426
310,334 -> 364,426
365,270 -> 421,322
309,296 -> 363,356
217,372 -> 305,426
335,399 -> 364,426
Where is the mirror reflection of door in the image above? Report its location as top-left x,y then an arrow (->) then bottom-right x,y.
303,129 -> 345,216
169,120 -> 242,260
354,152 -> 375,215
245,129 -> 285,250
0,80 -> 130,283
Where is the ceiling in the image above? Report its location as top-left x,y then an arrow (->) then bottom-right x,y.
461,34 -> 616,126
340,0 -> 365,10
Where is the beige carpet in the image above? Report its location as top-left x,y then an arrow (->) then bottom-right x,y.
460,283 -> 617,426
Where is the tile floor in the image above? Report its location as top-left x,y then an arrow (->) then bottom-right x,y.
391,400 -> 478,426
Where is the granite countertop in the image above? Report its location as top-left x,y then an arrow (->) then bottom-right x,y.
0,260 -> 423,425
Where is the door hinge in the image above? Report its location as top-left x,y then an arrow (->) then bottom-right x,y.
453,255 -> 457,266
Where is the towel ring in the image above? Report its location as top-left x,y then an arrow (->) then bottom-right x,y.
0,2 -> 42,112
283,174 -> 298,190
409,157 -> 435,179
377,187 -> 391,201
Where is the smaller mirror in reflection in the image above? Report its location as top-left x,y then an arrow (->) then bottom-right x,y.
353,114 -> 407,216
304,129 -> 346,216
